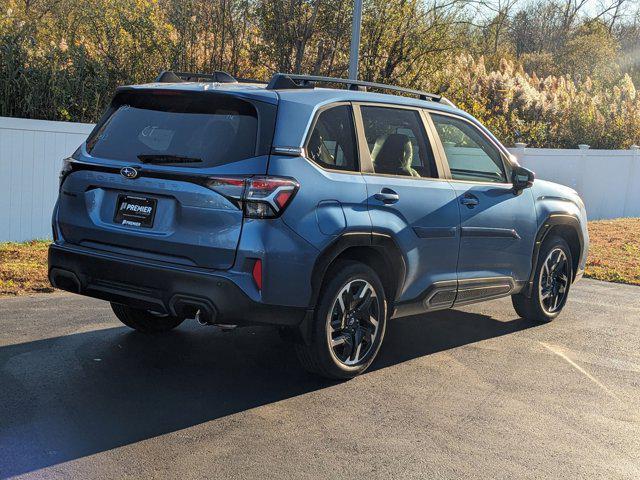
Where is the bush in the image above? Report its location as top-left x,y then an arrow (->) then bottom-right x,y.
1,0 -> 639,148
430,55 -> 640,148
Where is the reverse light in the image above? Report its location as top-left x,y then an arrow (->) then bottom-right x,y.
205,175 -> 299,218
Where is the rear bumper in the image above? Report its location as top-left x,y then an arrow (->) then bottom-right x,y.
48,243 -> 306,327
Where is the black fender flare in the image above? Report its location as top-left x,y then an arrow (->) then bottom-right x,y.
297,231 -> 406,344
524,213 -> 584,297
309,231 -> 406,306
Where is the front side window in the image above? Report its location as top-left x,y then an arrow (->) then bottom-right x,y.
306,105 -> 358,172
360,106 -> 436,178
430,114 -> 507,183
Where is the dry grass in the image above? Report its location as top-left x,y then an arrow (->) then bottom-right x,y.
0,218 -> 638,297
585,218 -> 640,286
0,240 -> 53,296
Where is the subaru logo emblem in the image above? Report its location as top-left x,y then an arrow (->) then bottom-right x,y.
120,167 -> 138,179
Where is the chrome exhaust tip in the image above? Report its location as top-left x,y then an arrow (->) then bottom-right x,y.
195,309 -> 211,326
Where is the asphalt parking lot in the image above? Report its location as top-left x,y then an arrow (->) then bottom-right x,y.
1,279 -> 639,479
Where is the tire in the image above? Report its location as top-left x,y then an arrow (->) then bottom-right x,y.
512,235 -> 573,322
110,303 -> 185,333
295,260 -> 388,380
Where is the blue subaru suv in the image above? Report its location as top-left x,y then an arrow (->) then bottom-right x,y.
49,71 -> 588,379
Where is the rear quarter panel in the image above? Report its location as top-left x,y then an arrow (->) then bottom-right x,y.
268,155 -> 371,251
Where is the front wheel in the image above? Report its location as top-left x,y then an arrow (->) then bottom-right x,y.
111,303 -> 185,333
512,236 -> 573,322
295,261 -> 387,380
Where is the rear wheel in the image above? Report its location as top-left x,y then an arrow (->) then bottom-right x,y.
512,236 -> 573,322
110,303 -> 185,333
295,261 -> 387,380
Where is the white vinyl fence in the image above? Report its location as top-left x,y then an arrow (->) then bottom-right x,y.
0,115 -> 639,242
0,117 -> 94,242
511,146 -> 640,220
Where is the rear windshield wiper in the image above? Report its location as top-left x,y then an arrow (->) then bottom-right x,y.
137,154 -> 203,165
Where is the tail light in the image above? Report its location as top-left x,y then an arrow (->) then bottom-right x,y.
205,175 -> 299,219
204,177 -> 245,208
59,149 -> 81,189
244,176 -> 299,218
59,157 -> 74,188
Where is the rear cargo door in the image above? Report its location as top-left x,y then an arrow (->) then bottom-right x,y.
56,88 -> 277,270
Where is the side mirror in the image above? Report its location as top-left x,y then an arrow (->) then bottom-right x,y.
512,165 -> 534,192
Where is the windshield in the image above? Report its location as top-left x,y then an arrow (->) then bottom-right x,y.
86,91 -> 261,167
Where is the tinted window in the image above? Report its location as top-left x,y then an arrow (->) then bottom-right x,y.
431,114 -> 507,183
87,91 -> 264,168
306,105 -> 358,171
360,106 -> 436,178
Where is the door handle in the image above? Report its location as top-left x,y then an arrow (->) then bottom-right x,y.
374,188 -> 400,204
460,194 -> 479,208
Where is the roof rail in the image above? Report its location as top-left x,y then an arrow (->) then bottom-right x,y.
266,73 -> 454,105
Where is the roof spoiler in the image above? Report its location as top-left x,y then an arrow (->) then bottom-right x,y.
155,70 -> 268,85
265,73 -> 454,106
156,70 -> 237,83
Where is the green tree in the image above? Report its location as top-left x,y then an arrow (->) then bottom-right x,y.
559,20 -> 620,83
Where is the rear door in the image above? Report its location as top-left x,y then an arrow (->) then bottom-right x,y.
355,104 -> 460,311
56,88 -> 277,269
428,112 -> 537,296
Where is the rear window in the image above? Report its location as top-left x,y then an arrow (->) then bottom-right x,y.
86,90 -> 273,167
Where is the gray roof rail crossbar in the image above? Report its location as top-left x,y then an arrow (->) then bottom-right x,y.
266,73 -> 449,103
155,70 -> 238,83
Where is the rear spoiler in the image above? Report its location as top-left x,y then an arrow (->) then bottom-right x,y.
155,70 -> 266,85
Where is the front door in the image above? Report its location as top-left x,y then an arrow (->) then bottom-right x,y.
355,104 -> 460,313
429,112 -> 537,302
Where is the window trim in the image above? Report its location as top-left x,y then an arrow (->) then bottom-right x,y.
353,102 -> 449,181
425,110 -> 514,186
302,101 -> 361,174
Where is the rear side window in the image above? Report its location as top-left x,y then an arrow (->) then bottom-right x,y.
430,114 -> 507,183
306,105 -> 358,172
86,91 -> 274,168
360,106 -> 436,178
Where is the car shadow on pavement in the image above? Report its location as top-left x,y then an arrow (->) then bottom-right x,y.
0,309 -> 537,478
